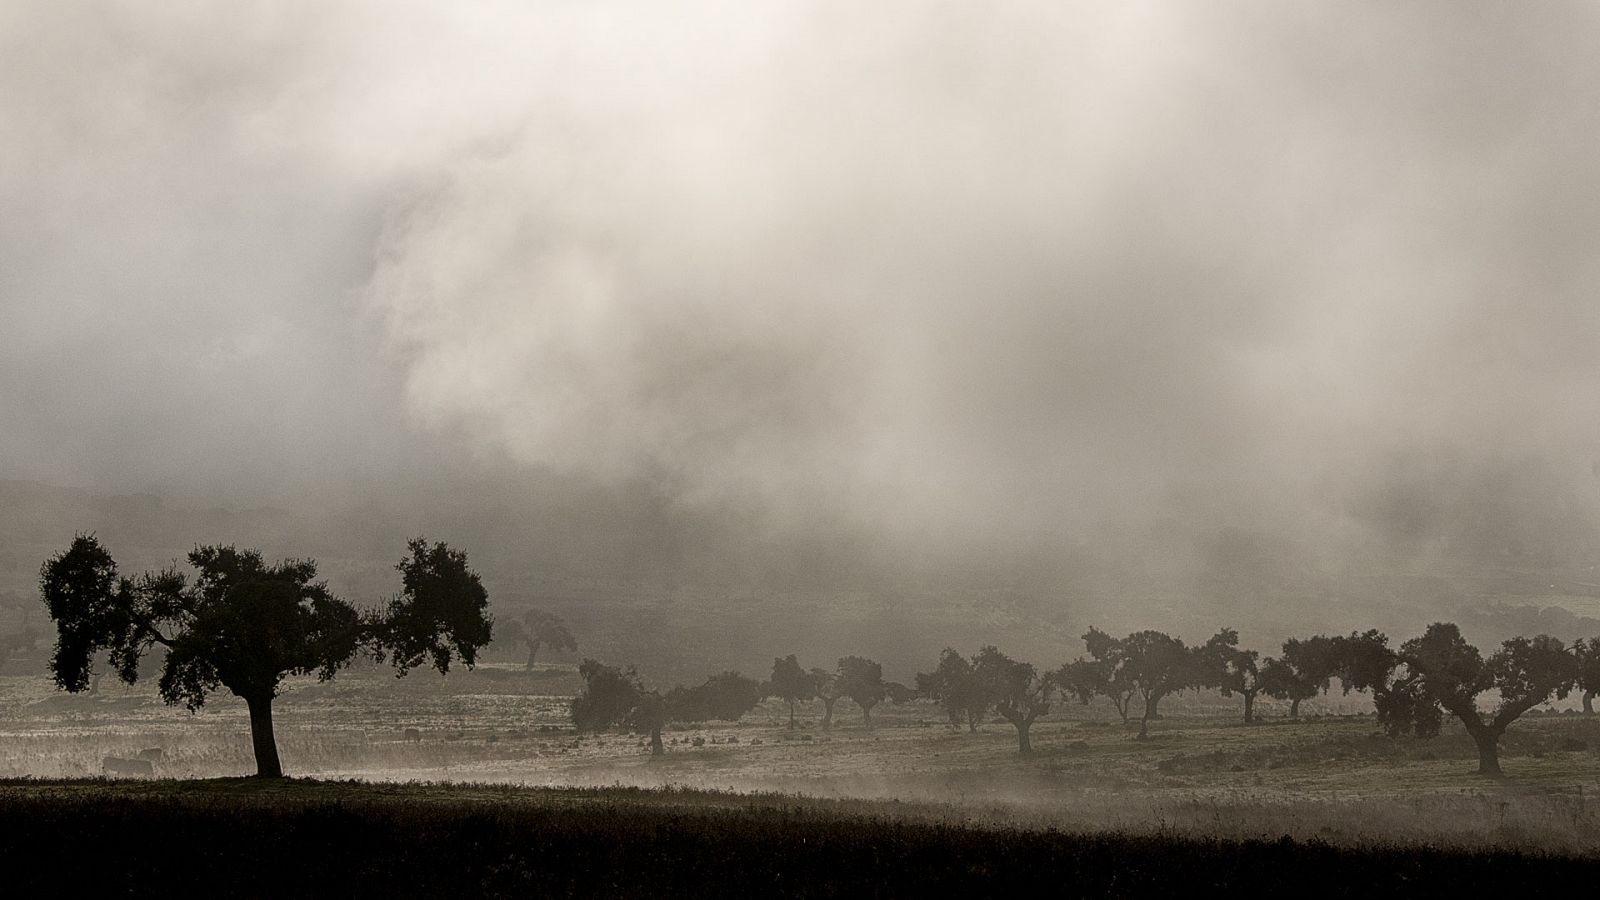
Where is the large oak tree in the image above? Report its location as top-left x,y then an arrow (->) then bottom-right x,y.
40,534 -> 492,778
1392,623 -> 1577,777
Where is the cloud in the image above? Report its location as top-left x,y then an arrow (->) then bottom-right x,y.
5,2 -> 1600,610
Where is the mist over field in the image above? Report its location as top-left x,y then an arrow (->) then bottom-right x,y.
11,10 -> 1600,889
5,1 -> 1600,674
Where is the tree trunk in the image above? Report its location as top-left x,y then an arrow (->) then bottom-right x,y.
861,701 -> 874,728
525,639 -> 541,670
650,726 -> 664,757
822,697 -> 836,730
1016,719 -> 1033,756
1470,726 -> 1503,778
966,710 -> 977,733
1115,697 -> 1130,724
1289,697 -> 1301,719
246,694 -> 284,778
1584,690 -> 1594,715
1144,693 -> 1161,722
787,699 -> 797,729
1243,692 -> 1255,724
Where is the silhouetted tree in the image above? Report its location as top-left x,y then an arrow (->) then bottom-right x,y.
1390,623 -> 1577,777
39,534 -> 491,777
498,609 -> 577,669
1058,628 -> 1138,724
571,658 -> 665,755
1200,629 -> 1262,724
631,690 -> 669,756
838,655 -> 886,726
811,667 -> 844,730
768,654 -> 815,729
1118,630 -> 1197,739
668,671 -> 763,723
1327,629 -> 1438,737
916,648 -> 988,731
972,646 -> 1053,755
1259,635 -> 1338,717
1574,636 -> 1600,714
883,681 -> 916,704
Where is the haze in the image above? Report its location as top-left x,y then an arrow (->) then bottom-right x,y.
4,2 -> 1600,675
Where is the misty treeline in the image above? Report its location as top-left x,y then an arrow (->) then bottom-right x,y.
37,534 -> 492,777
32,533 -> 1600,780
570,654 -> 913,755
574,624 -> 1600,778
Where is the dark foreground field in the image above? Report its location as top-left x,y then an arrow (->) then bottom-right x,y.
1,779 -> 1595,898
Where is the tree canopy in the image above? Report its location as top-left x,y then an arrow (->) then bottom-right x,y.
768,654 -> 815,729
971,646 -> 1053,755
497,608 -> 577,669
917,647 -> 988,731
1389,623 -> 1577,777
668,671 -> 763,724
838,655 -> 886,726
39,534 -> 491,777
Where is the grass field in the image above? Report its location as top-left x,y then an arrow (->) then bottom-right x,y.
1,777 -> 1597,897
5,659 -> 1600,858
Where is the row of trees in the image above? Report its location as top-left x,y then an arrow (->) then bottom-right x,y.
571,662 -> 766,754
573,623 -> 1600,776
572,655 -> 921,755
38,532 -> 1600,780
1054,624 -> 1600,777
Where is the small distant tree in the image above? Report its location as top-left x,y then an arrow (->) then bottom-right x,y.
916,648 -> 988,731
40,534 -> 492,778
1259,635 -> 1338,717
1058,628 -> 1138,724
1119,630 -> 1197,740
1198,628 -> 1262,724
972,646 -> 1053,755
512,609 -> 576,668
838,655 -> 886,727
1574,636 -> 1600,714
1327,629 -> 1439,737
669,671 -> 763,723
1391,623 -> 1577,777
811,667 -> 844,730
768,655 -> 815,729
631,690 -> 669,755
1258,657 -> 1309,718
883,681 -> 917,704
571,658 -> 665,755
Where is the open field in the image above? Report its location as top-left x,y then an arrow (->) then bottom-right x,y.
2,778 -> 1597,897
4,661 -> 1600,856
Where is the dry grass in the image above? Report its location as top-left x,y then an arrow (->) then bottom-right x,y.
4,664 -> 1600,855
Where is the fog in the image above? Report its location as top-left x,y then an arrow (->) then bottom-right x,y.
5,2 -> 1600,658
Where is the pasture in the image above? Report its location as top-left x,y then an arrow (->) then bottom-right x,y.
3,661 -> 1600,855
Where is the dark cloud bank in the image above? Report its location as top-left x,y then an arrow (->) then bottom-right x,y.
4,2 -> 1600,677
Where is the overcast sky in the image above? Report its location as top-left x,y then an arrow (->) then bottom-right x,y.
5,2 -> 1600,607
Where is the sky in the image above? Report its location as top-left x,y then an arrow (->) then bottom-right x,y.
4,2 -> 1600,627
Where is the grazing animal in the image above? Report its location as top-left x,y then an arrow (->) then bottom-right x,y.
103,757 -> 154,777
136,748 -> 164,762
403,728 -> 421,743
